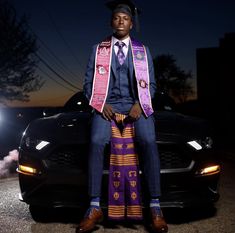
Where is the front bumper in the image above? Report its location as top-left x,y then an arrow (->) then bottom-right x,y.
18,158 -> 220,209
17,140 -> 221,208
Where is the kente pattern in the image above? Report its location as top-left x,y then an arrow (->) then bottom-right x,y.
108,113 -> 143,220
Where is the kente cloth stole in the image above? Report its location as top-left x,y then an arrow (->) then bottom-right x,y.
89,36 -> 154,117
108,113 -> 143,220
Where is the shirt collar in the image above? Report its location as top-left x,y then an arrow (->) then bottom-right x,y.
112,36 -> 130,47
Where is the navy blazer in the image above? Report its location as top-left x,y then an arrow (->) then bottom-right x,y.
83,40 -> 157,103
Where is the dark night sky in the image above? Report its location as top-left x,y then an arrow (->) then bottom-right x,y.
6,0 -> 235,106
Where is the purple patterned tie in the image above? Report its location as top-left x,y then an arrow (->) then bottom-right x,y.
115,41 -> 125,65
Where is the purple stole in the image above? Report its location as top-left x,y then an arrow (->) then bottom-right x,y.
90,36 -> 154,117
108,114 -> 142,220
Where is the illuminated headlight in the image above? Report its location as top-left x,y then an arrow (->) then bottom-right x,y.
187,141 -> 202,150
36,141 -> 50,150
187,137 -> 213,150
18,165 -> 37,175
25,137 -> 50,150
195,165 -> 220,176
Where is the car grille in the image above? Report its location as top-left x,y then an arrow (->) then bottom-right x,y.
47,151 -> 78,168
45,144 -> 192,171
159,150 -> 191,169
45,145 -> 88,170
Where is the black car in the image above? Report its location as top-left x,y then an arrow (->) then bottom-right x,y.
0,107 -> 48,157
17,92 -> 220,219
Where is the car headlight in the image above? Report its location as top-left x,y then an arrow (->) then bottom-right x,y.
25,137 -> 50,150
195,165 -> 220,176
187,137 -> 213,150
17,165 -> 37,174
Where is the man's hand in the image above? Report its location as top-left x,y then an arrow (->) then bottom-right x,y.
128,102 -> 142,122
102,104 -> 114,121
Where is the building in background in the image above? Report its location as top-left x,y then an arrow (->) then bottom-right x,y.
197,33 -> 235,147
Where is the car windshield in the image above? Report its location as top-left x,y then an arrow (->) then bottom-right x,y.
62,92 -> 175,113
63,92 -> 91,113
152,92 -> 176,112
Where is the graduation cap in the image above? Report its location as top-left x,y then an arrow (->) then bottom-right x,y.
106,0 -> 141,32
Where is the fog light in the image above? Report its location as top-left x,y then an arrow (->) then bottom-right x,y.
196,165 -> 220,176
17,165 -> 37,175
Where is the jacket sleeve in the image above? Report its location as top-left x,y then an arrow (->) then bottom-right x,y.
146,46 -> 157,99
83,45 -> 97,101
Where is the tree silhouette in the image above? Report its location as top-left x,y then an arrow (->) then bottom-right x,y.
0,0 -> 43,105
153,54 -> 194,103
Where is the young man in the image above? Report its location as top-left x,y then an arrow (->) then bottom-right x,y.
77,0 -> 168,232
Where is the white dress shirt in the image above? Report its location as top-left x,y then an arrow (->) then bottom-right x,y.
112,36 -> 130,58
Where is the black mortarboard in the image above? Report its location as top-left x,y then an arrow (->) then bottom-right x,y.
106,0 -> 141,31
106,0 -> 140,17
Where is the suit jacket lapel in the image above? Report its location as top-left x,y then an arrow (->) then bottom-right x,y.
128,44 -> 134,79
111,47 -> 117,78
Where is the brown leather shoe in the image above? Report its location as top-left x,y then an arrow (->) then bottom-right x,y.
76,208 -> 103,233
150,208 -> 168,233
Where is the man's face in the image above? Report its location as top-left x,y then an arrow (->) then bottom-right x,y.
111,12 -> 133,39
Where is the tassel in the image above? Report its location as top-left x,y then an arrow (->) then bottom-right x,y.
134,7 -> 140,33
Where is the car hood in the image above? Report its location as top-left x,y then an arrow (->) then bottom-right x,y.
24,112 -> 91,143
154,111 -> 211,141
24,111 -> 211,143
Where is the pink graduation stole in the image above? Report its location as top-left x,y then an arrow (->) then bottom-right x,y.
108,113 -> 143,220
89,36 -> 154,117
